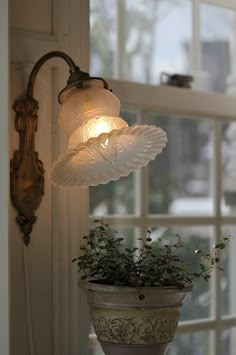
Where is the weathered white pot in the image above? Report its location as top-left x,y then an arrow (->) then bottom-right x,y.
81,282 -> 192,355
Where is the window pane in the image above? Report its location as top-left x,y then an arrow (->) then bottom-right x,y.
148,114 -> 213,215
221,225 -> 236,317
89,110 -> 138,216
110,225 -> 139,250
222,327 -> 236,355
90,0 -> 117,78
151,226 -> 213,321
90,175 -> 134,215
90,0 -> 192,84
200,4 -> 236,95
222,122 -> 236,215
167,331 -> 212,355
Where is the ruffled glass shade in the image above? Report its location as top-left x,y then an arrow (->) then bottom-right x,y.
50,80 -> 167,187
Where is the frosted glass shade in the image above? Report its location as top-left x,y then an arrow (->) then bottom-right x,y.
50,79 -> 168,187
68,116 -> 128,148
50,125 -> 167,187
59,80 -> 120,135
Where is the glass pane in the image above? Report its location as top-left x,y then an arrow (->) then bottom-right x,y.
89,110 -> 138,215
90,0 -> 117,78
148,114 -> 213,215
167,331 -> 212,355
222,122 -> 236,215
111,225 -> 139,250
151,226 -> 213,321
90,0 -> 192,84
90,175 -> 134,215
200,4 -> 236,95
222,327 -> 236,355
221,225 -> 236,316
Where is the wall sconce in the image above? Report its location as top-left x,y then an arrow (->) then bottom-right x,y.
10,51 -> 167,246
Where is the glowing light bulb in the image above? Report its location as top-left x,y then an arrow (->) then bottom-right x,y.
89,118 -> 111,137
68,116 -> 128,149
87,116 -> 114,138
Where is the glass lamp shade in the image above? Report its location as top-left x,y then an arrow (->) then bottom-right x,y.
50,81 -> 168,187
59,79 -> 121,135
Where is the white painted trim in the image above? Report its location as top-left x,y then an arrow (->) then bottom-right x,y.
108,80 -> 236,121
10,0 -> 62,41
0,0 -> 10,354
202,0 -> 236,10
66,2 -> 90,355
89,215 -> 230,227
10,1 -> 90,354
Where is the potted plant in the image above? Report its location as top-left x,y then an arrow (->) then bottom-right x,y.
73,220 -> 230,355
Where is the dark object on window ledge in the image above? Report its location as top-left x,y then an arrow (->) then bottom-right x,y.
161,72 -> 193,89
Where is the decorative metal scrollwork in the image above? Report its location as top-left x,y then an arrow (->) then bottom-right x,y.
10,98 -> 44,245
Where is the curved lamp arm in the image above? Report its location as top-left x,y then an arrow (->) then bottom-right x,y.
10,51 -> 104,246
27,51 -> 78,98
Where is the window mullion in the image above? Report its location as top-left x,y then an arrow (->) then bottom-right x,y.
192,0 -> 202,89
115,0 -> 126,80
140,110 -> 149,219
213,120 -> 223,355
139,110 -> 149,243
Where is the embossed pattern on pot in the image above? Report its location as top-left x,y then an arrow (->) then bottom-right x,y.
91,307 -> 179,344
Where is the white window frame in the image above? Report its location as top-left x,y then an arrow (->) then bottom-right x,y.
87,1 -> 236,354
89,83 -> 236,355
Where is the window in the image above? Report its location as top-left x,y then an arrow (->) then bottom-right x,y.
90,0 -> 236,95
88,1 -> 236,354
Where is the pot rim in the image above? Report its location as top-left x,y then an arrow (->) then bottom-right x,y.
79,280 -> 193,293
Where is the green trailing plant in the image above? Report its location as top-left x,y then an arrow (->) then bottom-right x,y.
73,220 -> 231,300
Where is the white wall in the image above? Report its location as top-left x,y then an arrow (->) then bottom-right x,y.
10,1 -> 90,354
0,0 -> 9,354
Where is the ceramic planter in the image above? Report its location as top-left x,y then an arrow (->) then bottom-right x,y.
81,282 -> 192,355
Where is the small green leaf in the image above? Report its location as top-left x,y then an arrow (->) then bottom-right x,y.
214,243 -> 225,249
144,245 -> 152,250
195,250 -> 202,254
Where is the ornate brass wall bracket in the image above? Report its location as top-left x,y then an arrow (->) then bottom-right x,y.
10,98 -> 44,246
10,51 -> 108,245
